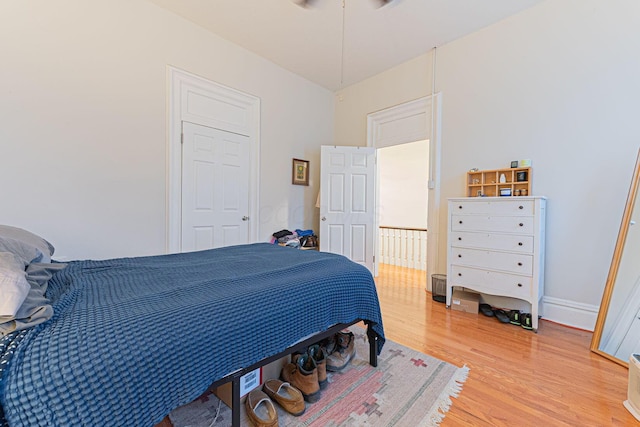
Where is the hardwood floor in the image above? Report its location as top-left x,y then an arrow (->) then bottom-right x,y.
375,264 -> 637,426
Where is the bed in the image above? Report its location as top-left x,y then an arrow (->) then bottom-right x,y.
0,235 -> 384,427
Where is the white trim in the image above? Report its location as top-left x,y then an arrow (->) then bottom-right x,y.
167,66 -> 261,253
366,94 -> 442,281
542,296 -> 600,331
367,97 -> 430,149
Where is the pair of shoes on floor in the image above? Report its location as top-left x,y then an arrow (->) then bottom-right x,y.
245,379 -> 306,426
479,303 -> 510,323
480,304 -> 532,329
506,310 -> 533,330
319,330 -> 356,372
281,344 -> 326,403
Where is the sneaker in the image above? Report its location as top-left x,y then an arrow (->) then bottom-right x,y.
307,344 -> 327,389
326,331 -> 355,372
521,313 -> 533,330
508,310 -> 521,326
281,353 -> 321,402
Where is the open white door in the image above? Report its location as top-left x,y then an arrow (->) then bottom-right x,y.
320,146 -> 376,273
181,121 -> 250,251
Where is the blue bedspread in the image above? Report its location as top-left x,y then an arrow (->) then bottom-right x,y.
0,243 -> 384,426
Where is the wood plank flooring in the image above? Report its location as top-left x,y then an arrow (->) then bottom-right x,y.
375,264 -> 637,426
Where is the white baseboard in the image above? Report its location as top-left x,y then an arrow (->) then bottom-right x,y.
542,296 -> 600,331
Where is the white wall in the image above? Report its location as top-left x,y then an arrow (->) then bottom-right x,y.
334,54 -> 433,147
334,0 -> 640,329
0,0 -> 333,260
378,140 -> 429,229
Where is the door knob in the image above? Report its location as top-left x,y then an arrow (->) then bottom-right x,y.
321,216 -> 326,221
242,216 -> 249,221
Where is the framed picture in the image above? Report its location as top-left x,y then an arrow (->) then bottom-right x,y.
292,158 -> 309,186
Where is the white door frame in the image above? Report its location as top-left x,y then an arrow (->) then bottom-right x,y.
366,94 -> 442,283
167,66 -> 261,253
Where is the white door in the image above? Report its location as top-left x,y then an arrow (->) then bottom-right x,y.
181,121 -> 250,251
320,146 -> 376,273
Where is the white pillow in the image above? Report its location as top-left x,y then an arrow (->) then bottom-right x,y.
0,252 -> 30,317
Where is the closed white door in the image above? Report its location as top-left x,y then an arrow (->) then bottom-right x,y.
320,146 -> 376,273
181,121 -> 250,251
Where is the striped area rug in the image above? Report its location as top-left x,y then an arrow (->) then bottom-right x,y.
169,327 -> 468,427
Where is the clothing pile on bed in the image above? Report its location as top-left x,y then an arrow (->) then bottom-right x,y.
270,229 -> 318,249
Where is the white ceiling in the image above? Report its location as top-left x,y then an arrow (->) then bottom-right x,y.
148,0 -> 544,91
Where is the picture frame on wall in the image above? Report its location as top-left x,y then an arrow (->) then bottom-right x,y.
292,158 -> 309,186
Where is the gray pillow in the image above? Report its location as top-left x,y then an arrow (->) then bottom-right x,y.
0,225 -> 55,265
26,262 -> 67,291
0,226 -> 60,334
0,252 -> 30,317
0,284 -> 53,335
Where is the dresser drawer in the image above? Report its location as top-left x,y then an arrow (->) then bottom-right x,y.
450,265 -> 532,300
451,215 -> 534,234
450,200 -> 535,215
450,231 -> 534,253
450,247 -> 533,275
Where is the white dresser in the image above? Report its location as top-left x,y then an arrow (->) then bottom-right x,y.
446,197 -> 546,331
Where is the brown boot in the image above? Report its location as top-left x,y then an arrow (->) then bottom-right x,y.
308,344 -> 327,389
319,334 -> 336,355
281,353 -> 321,402
326,331 -> 355,372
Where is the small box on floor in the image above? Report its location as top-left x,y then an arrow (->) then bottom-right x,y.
213,357 -> 287,408
214,368 -> 262,408
451,289 -> 480,314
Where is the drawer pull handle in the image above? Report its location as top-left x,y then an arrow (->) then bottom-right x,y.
518,262 -> 523,266
458,254 -> 462,258
519,223 -> 524,227
459,220 -> 463,224
518,242 -> 523,246
458,237 -> 462,241
519,205 -> 524,210
458,205 -> 463,209
458,273 -> 462,277
517,283 -> 523,287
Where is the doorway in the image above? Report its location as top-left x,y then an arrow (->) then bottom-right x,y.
377,140 -> 429,271
367,94 -> 442,289
167,67 -> 261,253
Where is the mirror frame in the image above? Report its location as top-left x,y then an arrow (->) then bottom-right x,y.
590,148 -> 640,367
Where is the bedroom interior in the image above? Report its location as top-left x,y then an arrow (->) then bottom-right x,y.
1,0 -> 640,425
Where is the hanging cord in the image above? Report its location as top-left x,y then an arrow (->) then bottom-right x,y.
340,0 -> 346,87
429,46 -> 439,273
428,46 -> 437,187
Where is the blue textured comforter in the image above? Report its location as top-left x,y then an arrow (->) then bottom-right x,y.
0,243 -> 384,426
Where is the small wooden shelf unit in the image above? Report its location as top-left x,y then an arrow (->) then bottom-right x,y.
467,167 -> 531,197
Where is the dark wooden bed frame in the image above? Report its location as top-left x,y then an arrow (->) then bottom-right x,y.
155,319 -> 379,427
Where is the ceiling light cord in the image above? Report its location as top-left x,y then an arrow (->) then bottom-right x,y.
431,46 -> 436,97
340,0 -> 346,87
